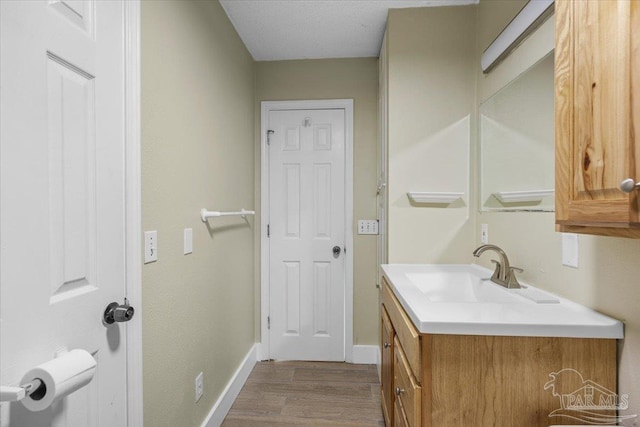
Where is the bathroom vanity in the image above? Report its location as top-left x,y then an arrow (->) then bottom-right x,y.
380,264 -> 623,427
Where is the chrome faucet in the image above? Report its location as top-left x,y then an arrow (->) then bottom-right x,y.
472,244 -> 522,289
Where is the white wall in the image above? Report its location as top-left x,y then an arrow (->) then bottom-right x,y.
386,6 -> 476,264
141,2 -> 256,425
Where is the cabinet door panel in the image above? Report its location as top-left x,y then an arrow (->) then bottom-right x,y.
573,0 -> 630,203
381,306 -> 394,426
394,399 -> 410,427
556,0 -> 640,231
394,337 -> 421,427
632,0 -> 640,215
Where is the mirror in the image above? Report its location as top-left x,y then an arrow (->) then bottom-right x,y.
479,52 -> 554,212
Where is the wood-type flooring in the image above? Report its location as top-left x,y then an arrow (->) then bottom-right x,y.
222,361 -> 384,427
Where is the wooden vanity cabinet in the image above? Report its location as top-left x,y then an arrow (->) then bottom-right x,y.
555,0 -> 640,237
381,307 -> 395,426
380,277 -> 618,427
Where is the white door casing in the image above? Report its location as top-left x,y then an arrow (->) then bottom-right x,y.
0,1 -> 142,425
260,100 -> 354,362
378,32 -> 389,284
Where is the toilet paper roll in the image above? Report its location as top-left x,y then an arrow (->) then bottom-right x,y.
20,349 -> 96,412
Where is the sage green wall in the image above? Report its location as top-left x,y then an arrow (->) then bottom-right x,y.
255,58 -> 380,346
141,1 -> 255,426
386,7 -> 476,264
475,1 -> 640,420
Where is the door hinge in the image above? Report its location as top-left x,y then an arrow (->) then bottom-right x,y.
266,129 -> 274,145
267,224 -> 270,238
267,316 -> 270,330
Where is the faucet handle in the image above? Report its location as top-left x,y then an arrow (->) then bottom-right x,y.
506,266 -> 523,289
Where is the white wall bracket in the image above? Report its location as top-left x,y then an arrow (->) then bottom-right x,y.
407,192 -> 463,205
493,189 -> 554,204
200,208 -> 255,222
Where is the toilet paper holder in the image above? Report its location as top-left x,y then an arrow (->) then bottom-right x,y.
0,378 -> 46,402
1,348 -> 96,411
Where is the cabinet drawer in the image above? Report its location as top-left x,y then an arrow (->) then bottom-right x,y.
382,277 -> 421,377
394,337 -> 421,427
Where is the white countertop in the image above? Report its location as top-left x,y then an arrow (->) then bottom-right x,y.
381,264 -> 623,339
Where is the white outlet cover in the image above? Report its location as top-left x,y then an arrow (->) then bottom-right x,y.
481,224 -> 489,244
184,228 -> 193,255
144,231 -> 158,264
562,233 -> 578,268
195,372 -> 204,402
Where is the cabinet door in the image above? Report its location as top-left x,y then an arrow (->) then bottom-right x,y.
394,398 -> 410,427
555,0 -> 640,235
381,306 -> 395,426
394,337 -> 421,427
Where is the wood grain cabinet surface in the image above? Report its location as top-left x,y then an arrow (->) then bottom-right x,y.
380,277 -> 618,426
381,306 -> 395,426
555,0 -> 640,237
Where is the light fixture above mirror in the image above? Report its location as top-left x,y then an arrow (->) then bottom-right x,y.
481,0 -> 554,73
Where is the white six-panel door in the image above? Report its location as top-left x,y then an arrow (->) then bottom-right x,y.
268,109 -> 346,361
0,1 -> 128,425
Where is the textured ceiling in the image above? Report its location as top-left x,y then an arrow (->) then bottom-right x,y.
219,0 -> 479,61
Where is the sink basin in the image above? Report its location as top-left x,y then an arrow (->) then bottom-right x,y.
406,271 -> 517,303
381,264 -> 623,339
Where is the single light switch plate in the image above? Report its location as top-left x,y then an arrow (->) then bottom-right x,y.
184,228 -> 193,255
357,220 -> 379,235
481,224 -> 489,244
195,372 -> 204,402
562,233 -> 578,268
144,231 -> 157,263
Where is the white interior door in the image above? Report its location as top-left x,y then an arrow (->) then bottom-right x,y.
268,109 -> 346,361
1,1 -> 129,425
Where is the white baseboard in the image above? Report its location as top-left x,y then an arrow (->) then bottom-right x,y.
201,344 -> 258,427
256,342 -> 268,361
351,345 -> 379,365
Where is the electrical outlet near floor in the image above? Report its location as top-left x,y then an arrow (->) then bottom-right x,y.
195,372 -> 204,402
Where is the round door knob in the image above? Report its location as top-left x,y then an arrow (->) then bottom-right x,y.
332,246 -> 342,257
395,386 -> 405,396
114,305 -> 135,322
103,298 -> 135,325
383,342 -> 391,349
620,178 -> 640,193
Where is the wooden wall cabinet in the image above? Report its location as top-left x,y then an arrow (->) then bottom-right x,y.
380,277 -> 617,426
555,0 -> 640,237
